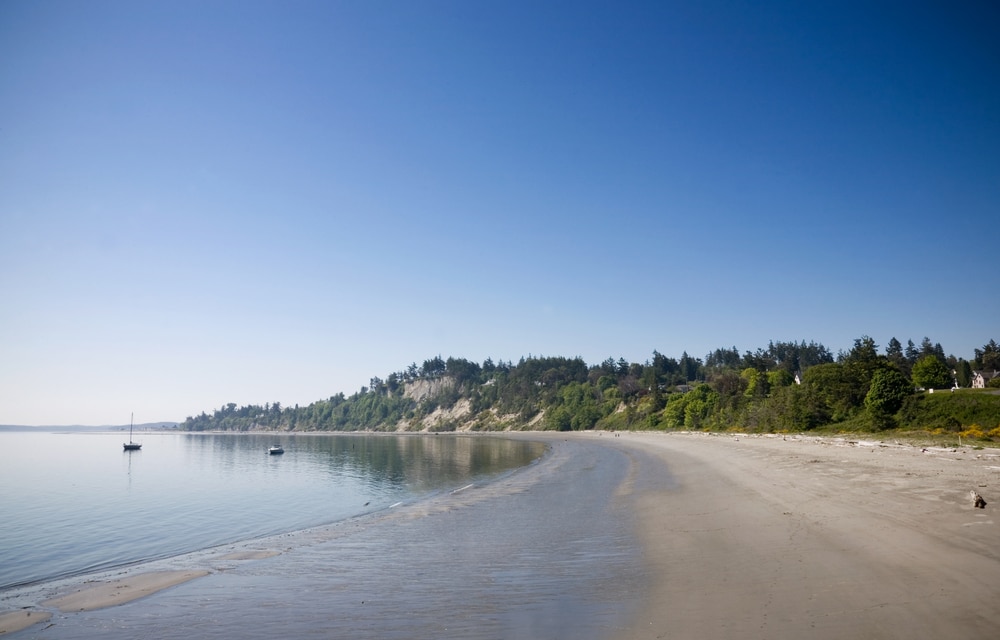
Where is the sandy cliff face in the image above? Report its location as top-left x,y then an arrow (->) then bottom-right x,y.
397,378 -> 469,431
398,378 -> 546,431
402,378 -> 455,402
423,398 -> 474,430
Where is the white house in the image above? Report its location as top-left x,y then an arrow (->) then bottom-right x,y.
971,370 -> 1000,389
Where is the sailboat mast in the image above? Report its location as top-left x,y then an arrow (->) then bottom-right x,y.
124,412 -> 142,450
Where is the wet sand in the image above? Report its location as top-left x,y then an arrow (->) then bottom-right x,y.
3,431 -> 999,638
0,610 -> 52,635
0,571 -> 209,635
1,436 -> 639,639
39,570 -> 210,613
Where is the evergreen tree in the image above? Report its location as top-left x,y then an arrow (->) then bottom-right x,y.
975,340 -> 1000,371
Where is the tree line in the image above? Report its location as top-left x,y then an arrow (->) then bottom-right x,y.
181,338 -> 1000,437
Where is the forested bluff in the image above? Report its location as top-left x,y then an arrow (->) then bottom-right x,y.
182,337 -> 1000,440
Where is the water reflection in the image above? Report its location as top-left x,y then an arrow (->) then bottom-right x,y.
0,431 -> 544,591
179,433 -> 545,492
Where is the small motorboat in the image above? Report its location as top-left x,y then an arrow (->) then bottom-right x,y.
268,445 -> 284,455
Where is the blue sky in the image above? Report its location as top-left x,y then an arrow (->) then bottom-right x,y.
2,1 -> 997,425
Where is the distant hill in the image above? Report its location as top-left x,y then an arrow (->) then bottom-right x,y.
0,422 -> 180,432
178,342 -> 1000,439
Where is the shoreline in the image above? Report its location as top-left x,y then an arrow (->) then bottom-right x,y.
0,435 -> 560,635
4,431 -> 998,637
1,435 -> 635,638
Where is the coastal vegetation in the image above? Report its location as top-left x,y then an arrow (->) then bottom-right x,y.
181,338 -> 1000,440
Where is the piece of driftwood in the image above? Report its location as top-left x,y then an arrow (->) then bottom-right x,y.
970,490 -> 987,509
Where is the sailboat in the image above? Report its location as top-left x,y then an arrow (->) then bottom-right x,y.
123,413 -> 142,451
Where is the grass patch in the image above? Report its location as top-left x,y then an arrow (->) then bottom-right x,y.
897,389 -> 1000,433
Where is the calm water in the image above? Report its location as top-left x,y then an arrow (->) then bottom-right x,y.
0,430 -> 544,591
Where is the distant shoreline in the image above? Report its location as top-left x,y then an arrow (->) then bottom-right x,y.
0,423 -> 179,432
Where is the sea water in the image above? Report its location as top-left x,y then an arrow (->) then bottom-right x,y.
0,430 -> 544,591
2,433 -> 648,640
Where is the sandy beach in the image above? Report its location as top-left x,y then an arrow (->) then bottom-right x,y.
3,431 -> 998,638
605,432 -> 1000,639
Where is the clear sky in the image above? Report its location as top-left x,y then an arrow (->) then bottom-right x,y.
2,1 -> 997,425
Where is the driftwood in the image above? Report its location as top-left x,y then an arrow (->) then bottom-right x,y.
970,490 -> 987,509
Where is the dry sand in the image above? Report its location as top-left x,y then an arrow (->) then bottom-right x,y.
605,432 -> 1000,639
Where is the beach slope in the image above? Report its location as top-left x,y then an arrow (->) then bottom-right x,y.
608,432 -> 999,639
